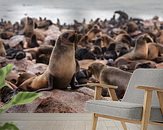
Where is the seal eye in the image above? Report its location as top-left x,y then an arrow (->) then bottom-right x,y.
68,34 -> 76,43
63,32 -> 69,39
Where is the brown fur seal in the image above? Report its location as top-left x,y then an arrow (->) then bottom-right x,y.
86,25 -> 101,41
149,43 -> 163,59
115,34 -> 150,61
88,62 -> 132,99
24,45 -> 53,64
147,43 -> 160,60
79,59 -> 107,69
115,58 -> 156,72
20,17 -> 34,37
114,33 -> 134,47
125,21 -> 138,33
0,40 -> 6,57
19,30 -> 79,91
16,72 -> 35,86
158,30 -> 163,44
100,34 -> 114,48
20,17 -> 45,41
78,25 -> 101,47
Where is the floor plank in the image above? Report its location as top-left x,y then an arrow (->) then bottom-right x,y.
0,113 -> 126,130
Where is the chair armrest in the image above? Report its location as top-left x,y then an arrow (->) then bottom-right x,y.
77,83 -> 118,89
137,86 -> 163,92
77,83 -> 118,100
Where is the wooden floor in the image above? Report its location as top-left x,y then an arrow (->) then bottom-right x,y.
0,113 -> 139,130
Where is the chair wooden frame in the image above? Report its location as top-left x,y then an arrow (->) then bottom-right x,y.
84,83 -> 163,130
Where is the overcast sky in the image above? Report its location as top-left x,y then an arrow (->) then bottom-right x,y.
0,0 -> 163,23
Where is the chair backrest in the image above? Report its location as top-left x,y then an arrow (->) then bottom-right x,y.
122,68 -> 163,107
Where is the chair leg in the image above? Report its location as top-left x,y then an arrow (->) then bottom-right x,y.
141,123 -> 148,130
141,90 -> 152,130
92,113 -> 98,130
121,121 -> 127,130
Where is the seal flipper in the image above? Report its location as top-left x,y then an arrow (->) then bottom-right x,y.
70,74 -> 80,90
35,74 -> 54,92
0,86 -> 15,103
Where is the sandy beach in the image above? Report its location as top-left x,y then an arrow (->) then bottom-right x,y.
0,0 -> 163,23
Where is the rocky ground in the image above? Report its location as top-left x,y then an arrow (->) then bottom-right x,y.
7,87 -> 94,113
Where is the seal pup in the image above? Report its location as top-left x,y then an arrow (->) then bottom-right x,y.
19,30 -> 79,91
88,63 -> 132,99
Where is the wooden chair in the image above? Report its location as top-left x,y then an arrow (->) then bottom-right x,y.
85,69 -> 163,130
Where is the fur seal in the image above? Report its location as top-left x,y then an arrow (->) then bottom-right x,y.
125,21 -> 138,34
19,30 -> 79,91
147,43 -> 160,60
114,33 -> 134,47
88,62 -> 132,99
79,59 -> 107,69
75,48 -> 96,60
158,30 -> 163,44
78,25 -> 101,47
101,34 -> 114,48
86,25 -> 101,40
115,58 -> 156,72
20,17 -> 34,37
16,72 -> 35,86
115,34 -> 149,61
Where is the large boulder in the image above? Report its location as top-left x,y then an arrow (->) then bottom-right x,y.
7,87 -> 94,113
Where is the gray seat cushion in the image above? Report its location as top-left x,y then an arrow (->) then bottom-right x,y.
86,100 -> 163,123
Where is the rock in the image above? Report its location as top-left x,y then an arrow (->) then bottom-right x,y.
6,87 -> 94,113
5,58 -> 47,75
7,91 -> 52,113
27,63 -> 48,75
44,25 -> 61,45
8,35 -> 27,48
6,58 -> 34,72
36,87 -> 94,113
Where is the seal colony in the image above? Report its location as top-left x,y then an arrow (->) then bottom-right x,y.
1,10 -> 163,101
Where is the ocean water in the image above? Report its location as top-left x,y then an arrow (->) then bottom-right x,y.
0,0 -> 163,23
